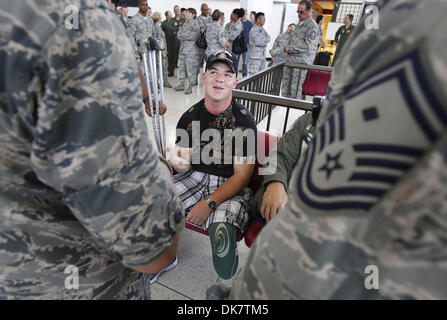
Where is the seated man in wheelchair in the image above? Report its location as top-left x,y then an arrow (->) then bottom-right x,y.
166,50 -> 257,280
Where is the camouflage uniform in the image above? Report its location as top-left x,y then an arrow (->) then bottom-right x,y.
269,32 -> 292,66
197,15 -> 212,32
153,23 -> 169,83
0,0 -> 184,299
248,24 -> 270,76
208,0 -> 447,300
205,21 -> 228,58
225,19 -> 244,72
281,16 -> 319,99
197,15 -> 212,67
177,19 -> 201,89
127,12 -> 157,55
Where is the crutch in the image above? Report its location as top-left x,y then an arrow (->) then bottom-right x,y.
147,38 -> 166,157
139,38 -> 162,153
156,46 -> 167,153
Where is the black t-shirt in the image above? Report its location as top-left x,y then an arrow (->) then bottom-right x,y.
176,98 -> 257,178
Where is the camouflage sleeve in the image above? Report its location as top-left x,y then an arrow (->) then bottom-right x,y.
218,24 -> 228,43
31,6 -> 184,268
182,21 -> 200,41
177,24 -> 185,40
227,21 -> 243,41
126,16 -> 138,52
190,21 -> 201,40
289,22 -> 319,55
230,0 -> 447,300
269,35 -> 283,57
264,29 -> 271,45
198,16 -> 205,32
151,19 -> 158,39
251,27 -> 269,47
224,22 -> 230,33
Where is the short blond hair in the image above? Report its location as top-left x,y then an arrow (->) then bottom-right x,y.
152,12 -> 161,23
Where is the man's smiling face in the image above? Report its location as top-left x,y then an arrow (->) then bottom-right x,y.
203,62 -> 237,105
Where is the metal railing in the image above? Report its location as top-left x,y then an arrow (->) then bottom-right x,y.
233,62 -> 334,135
234,63 -> 284,125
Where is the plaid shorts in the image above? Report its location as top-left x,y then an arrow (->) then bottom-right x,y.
173,170 -> 252,232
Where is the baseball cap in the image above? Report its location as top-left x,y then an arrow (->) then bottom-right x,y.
205,50 -> 238,74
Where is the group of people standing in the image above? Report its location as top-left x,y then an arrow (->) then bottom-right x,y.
3,0 -> 446,301
114,0 -> 354,100
116,1 -> 278,94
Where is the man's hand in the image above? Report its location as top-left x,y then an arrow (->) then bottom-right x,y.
284,45 -> 290,53
260,182 -> 288,222
186,200 -> 212,226
221,42 -> 229,48
145,100 -> 167,117
164,146 -> 192,173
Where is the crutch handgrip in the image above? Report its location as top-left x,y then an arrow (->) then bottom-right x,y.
138,39 -> 149,53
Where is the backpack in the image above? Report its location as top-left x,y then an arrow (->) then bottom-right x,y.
314,51 -> 333,66
232,31 -> 247,55
196,31 -> 207,49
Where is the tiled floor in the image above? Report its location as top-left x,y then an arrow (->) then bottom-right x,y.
147,68 -> 303,300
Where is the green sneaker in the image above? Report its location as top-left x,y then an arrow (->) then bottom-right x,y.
209,222 -> 238,280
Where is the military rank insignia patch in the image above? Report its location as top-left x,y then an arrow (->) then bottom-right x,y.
294,49 -> 447,213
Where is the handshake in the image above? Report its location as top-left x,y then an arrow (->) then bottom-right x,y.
164,146 -> 192,173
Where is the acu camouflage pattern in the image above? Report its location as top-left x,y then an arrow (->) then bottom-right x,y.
269,32 -> 292,66
153,23 -> 169,81
0,0 -> 184,299
205,21 -> 228,58
248,24 -> 270,76
177,19 -> 200,56
197,15 -> 212,33
127,12 -> 157,54
177,19 -> 201,84
210,0 -> 447,300
225,19 -> 243,54
281,16 -> 319,99
196,15 -> 212,66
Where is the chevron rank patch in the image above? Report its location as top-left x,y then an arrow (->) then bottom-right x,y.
294,49 -> 447,213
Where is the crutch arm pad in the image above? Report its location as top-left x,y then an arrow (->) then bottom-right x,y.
148,37 -> 161,51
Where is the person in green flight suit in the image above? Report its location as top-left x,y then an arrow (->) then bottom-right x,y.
166,5 -> 186,77
332,13 -> 355,66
